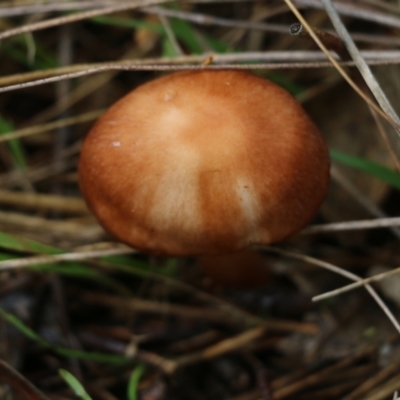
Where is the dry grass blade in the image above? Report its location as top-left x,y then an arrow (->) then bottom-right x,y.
2,49 -> 400,87
369,105 -> 400,173
0,1 -> 121,17
0,210 -> 102,241
83,292 -> 319,333
272,351 -> 371,399
282,0 -> 400,130
331,167 -> 400,240
342,360 -> 400,400
295,0 -> 400,29
2,51 -> 400,94
367,374 -> 400,400
0,244 -> 135,271
264,246 -> 400,335
0,0 -> 171,41
0,63 -> 337,94
302,217 -> 400,234
128,326 -> 270,375
313,266 -> 400,301
171,326 -> 268,372
0,190 -> 88,214
144,5 -> 288,34
320,0 -> 400,137
0,110 -> 103,143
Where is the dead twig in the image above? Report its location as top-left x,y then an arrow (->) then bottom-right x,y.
0,360 -> 51,400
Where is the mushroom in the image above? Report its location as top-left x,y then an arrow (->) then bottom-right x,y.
79,70 -> 330,258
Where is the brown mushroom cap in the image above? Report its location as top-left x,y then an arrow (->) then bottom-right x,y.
79,70 -> 330,256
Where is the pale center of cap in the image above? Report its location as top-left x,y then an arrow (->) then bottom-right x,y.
235,178 -> 260,231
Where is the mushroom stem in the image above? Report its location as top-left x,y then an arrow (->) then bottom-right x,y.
198,249 -> 270,287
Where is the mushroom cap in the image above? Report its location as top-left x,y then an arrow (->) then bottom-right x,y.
79,70 -> 330,256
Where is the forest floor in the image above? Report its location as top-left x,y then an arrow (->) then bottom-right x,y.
1,1 -> 400,399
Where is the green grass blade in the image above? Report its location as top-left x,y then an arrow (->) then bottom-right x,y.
0,306 -> 130,364
162,35 -> 178,57
330,150 -> 400,191
59,370 -> 93,400
168,18 -> 202,54
127,364 -> 146,400
0,35 -> 57,69
0,231 -> 61,254
0,115 -> 27,169
1,42 -> 56,70
31,263 -> 131,295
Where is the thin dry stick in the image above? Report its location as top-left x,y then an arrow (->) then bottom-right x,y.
360,0 -> 400,14
323,363 -> 378,383
0,189 -> 88,214
127,326 -> 268,374
331,166 -> 400,240
84,292 -> 245,325
0,210 -> 102,241
2,0 -> 400,26
0,110 -> 103,143
272,350 -> 371,399
282,0 -> 400,129
0,0 -> 171,42
313,265 -> 400,302
0,63 -> 338,94
302,217 -> 400,234
0,1 -> 113,17
367,374 -> 400,400
342,360 -> 400,400
2,49 -> 400,86
87,291 -> 318,332
0,245 -> 136,271
144,5 -> 288,34
134,350 -> 177,375
0,55 -> 400,94
171,326 -> 268,372
0,157 -> 77,187
145,5 -> 400,46
0,360 -> 51,400
0,63 -> 103,86
263,246 -> 400,335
